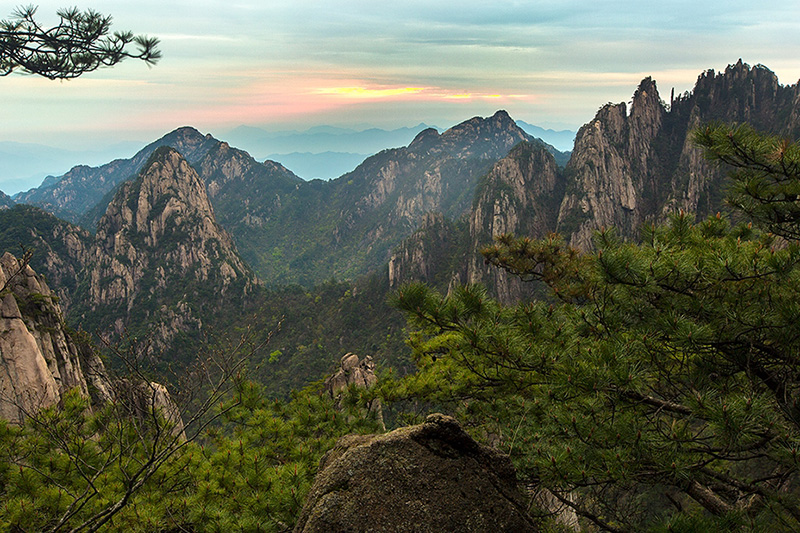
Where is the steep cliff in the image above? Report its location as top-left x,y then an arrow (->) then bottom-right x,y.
0,253 -> 111,424
559,61 -> 800,249
79,146 -> 257,352
0,205 -> 91,311
467,141 -> 563,302
557,77 -> 665,249
388,212 -> 468,290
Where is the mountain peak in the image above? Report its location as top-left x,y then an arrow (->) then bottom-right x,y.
408,127 -> 441,151
89,148 -> 255,314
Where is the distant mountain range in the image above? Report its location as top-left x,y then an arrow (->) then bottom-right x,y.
224,122 -> 576,180
0,122 -> 576,193
515,121 -> 576,151
0,141 -> 143,195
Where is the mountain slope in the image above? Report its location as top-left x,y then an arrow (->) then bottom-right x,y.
211,110 -> 537,284
76,147 -> 258,357
0,205 -> 92,311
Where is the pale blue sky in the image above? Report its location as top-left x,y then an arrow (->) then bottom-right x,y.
1,1 -> 799,149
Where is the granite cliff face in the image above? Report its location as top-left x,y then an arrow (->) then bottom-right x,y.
0,253 -> 111,423
389,62 -> 800,301
467,142 -> 563,302
558,61 -> 800,249
82,146 -> 257,347
557,77 -> 664,249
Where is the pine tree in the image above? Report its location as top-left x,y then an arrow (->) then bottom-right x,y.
0,6 -> 159,79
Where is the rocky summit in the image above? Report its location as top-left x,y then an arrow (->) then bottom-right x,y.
80,146 -> 257,351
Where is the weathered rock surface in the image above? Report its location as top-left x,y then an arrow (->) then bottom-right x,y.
83,146 -> 257,347
325,353 -> 384,429
558,61 -> 800,249
468,141 -> 563,302
0,252 -> 111,423
0,253 -> 186,431
294,413 -> 538,533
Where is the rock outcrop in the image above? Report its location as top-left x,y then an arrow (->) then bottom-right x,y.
558,61 -> 800,249
294,413 -> 538,533
0,252 -> 186,432
0,253 -> 111,423
325,353 -> 384,429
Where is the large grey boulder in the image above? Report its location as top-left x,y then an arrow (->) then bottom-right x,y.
294,413 -> 538,533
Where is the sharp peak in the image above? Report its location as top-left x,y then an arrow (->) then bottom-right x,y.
138,146 -> 194,177
164,125 -> 206,136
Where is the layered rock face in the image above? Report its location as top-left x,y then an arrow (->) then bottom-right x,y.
557,77 -> 663,249
294,413 -> 538,533
84,146 -> 257,345
0,253 -> 110,424
558,61 -> 800,249
468,141 -> 563,302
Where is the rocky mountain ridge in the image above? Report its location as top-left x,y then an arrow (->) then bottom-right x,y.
557,60 -> 800,249
79,146 -> 258,351
14,127 -> 221,224
387,61 -> 800,301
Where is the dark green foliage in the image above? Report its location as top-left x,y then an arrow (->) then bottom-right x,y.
0,204 -> 91,297
696,123 -> 800,240
243,270 -> 410,396
0,383 -> 381,532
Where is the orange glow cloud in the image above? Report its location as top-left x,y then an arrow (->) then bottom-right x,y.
312,84 -> 530,103
314,86 -> 427,98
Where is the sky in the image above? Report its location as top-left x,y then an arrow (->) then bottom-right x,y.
2,1 -> 800,151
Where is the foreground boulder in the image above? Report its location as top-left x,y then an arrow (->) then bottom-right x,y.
294,413 -> 538,533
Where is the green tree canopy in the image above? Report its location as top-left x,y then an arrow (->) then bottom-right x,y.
0,5 -> 160,79
387,124 -> 800,532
